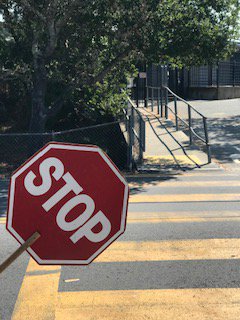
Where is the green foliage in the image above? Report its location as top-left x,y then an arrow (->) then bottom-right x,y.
0,0 -> 239,131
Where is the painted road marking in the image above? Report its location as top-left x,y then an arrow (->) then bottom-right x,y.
12,259 -> 61,320
129,193 -> 240,203
128,216 -> 240,223
144,155 -> 204,165
0,217 -> 6,224
12,238 -> 240,320
127,210 -> 240,221
12,236 -> 240,319
55,289 -> 240,320
129,180 -> 240,188
2,213 -> 240,226
94,239 -> 240,262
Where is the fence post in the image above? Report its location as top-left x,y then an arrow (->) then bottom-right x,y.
139,118 -> 143,162
127,106 -> 134,171
151,87 -> 154,111
165,88 -> 168,119
188,104 -> 193,145
160,88 -> 163,117
203,117 -> 211,163
208,65 -> 213,86
146,87 -> 149,108
157,88 -> 160,114
188,69 -> 191,90
136,76 -> 139,107
174,96 -> 179,131
216,62 -> 220,88
144,63 -> 147,108
233,61 -> 236,87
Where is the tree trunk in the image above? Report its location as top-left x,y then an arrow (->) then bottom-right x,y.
29,56 -> 47,133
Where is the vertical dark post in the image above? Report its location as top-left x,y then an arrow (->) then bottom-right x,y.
142,119 -> 146,152
216,62 -> 220,88
139,118 -> 145,161
145,66 -> 149,108
144,63 -> 147,108
175,68 -> 178,93
136,75 -> 139,108
160,88 -> 163,117
146,87 -> 149,108
157,88 -> 160,114
203,117 -> 211,163
188,104 -> 193,145
208,65 -> 213,86
233,60 -> 236,87
188,69 -> 191,89
165,88 -> 168,119
174,96 -> 178,131
151,87 -> 154,111
127,105 -> 134,170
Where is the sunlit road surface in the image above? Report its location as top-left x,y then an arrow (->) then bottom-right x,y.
1,168 -> 240,320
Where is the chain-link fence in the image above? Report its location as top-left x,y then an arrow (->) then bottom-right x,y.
121,96 -> 145,170
0,121 -> 129,175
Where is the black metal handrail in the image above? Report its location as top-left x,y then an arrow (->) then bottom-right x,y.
164,86 -> 211,163
145,85 -> 211,163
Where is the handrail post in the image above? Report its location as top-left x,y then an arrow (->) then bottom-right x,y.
203,117 -> 211,163
188,104 -> 193,145
142,119 -> 146,152
174,96 -> 178,131
139,118 -> 145,161
165,88 -> 168,119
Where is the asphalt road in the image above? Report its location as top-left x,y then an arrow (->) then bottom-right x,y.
1,167 -> 240,320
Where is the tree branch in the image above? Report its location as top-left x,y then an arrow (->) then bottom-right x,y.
93,46 -> 134,84
19,0 -> 46,23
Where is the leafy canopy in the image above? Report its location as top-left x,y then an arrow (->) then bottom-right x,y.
0,0 -> 239,131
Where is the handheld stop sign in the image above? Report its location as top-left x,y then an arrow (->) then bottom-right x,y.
1,142 -> 129,270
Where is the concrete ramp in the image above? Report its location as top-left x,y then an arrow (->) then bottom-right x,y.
137,107 -> 219,173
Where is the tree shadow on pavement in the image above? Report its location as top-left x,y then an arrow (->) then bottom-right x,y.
189,115 -> 240,164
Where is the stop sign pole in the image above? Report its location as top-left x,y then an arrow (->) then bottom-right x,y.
0,232 -> 40,273
0,142 -> 129,273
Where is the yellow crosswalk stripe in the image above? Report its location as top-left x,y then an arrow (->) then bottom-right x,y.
144,155 -> 204,165
127,210 -> 240,223
2,212 -> 240,225
56,289 -> 240,320
129,180 -> 240,188
128,216 -> 240,223
12,237 -> 240,320
129,193 -> 240,203
95,239 -> 240,262
0,217 -> 6,224
12,259 -> 61,320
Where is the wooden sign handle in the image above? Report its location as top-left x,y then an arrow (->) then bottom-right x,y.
0,232 -> 40,274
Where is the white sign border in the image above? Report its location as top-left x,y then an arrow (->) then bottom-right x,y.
7,143 -> 129,265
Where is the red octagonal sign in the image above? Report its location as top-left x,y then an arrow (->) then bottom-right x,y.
7,142 -> 129,265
